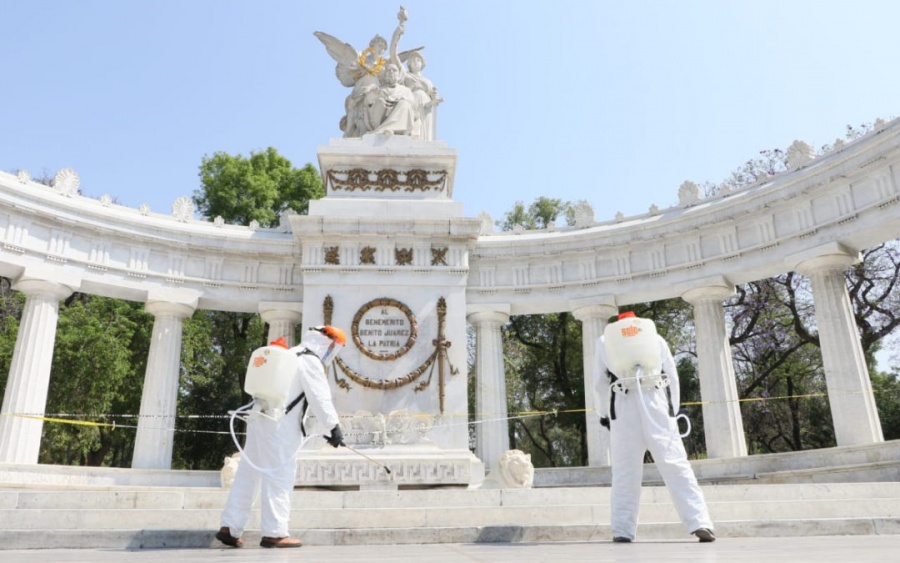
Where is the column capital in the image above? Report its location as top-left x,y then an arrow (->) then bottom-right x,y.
11,278 -> 75,301
569,296 -> 618,322
681,276 -> 735,304
258,301 -> 303,324
571,303 -> 618,322
466,303 -> 510,325
786,241 -> 860,275
145,288 -> 200,319
467,310 -> 510,325
145,300 -> 196,319
13,265 -> 81,300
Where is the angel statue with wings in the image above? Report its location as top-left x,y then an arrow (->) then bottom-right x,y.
314,6 -> 440,139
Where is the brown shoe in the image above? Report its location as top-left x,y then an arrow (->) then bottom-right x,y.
215,527 -> 243,548
692,528 -> 716,543
260,536 -> 302,548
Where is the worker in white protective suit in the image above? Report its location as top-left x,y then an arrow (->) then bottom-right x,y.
216,326 -> 346,549
593,311 -> 715,543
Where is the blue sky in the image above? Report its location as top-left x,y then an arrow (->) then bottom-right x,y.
2,1 -> 899,224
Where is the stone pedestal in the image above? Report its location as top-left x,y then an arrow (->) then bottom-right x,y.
290,135 -> 484,487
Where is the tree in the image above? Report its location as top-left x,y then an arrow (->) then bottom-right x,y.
39,295 -> 150,466
171,311 -> 265,470
193,147 -> 324,227
173,147 -> 322,469
499,197 -> 587,231
505,312 -> 586,467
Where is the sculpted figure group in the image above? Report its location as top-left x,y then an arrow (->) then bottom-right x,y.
315,6 -> 442,140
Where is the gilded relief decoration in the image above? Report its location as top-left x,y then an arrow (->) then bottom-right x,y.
395,248 -> 413,265
324,246 -> 340,265
431,247 -> 448,266
323,295 -> 458,412
326,168 -> 448,193
360,246 -> 376,264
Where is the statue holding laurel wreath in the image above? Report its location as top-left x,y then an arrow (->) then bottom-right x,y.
314,6 -> 437,138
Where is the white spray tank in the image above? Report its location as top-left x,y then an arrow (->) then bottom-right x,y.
244,344 -> 299,411
603,316 -> 661,377
229,340 -> 307,476
603,314 -> 691,438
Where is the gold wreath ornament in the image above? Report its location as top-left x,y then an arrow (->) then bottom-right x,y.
358,47 -> 386,76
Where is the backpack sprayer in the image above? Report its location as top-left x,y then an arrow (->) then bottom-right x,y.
604,315 -> 691,438
229,336 -> 392,476
228,341 -> 309,475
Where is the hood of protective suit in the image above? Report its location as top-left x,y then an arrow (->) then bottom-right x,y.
298,326 -> 346,367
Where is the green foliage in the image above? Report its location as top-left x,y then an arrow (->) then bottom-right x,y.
39,296 -> 149,466
500,197 -> 580,231
872,369 -> 900,441
0,278 -> 25,395
171,311 -> 265,470
193,147 -> 324,227
505,312 -> 586,467
175,147 -> 316,469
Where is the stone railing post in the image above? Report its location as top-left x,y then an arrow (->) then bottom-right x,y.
0,274 -> 77,464
466,305 -> 511,471
682,279 -> 748,458
571,300 -> 618,467
788,243 -> 883,446
131,290 -> 199,469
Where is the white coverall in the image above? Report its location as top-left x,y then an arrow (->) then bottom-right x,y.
221,345 -> 340,539
594,333 -> 714,540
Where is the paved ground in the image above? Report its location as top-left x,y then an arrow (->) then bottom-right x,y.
3,535 -> 899,563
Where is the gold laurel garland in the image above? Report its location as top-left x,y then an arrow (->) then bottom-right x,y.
357,47 -> 386,76
324,295 -> 457,409
334,351 -> 437,391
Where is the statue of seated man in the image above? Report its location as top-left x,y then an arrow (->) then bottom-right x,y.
366,62 -> 420,137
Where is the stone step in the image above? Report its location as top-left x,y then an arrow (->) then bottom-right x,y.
1,482 -> 899,549
4,480 -> 900,510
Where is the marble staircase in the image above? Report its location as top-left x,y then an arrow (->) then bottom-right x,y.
1,481 -> 900,550
3,441 -> 900,550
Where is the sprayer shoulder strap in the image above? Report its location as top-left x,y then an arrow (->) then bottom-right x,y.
607,370 -> 618,421
284,348 -> 317,415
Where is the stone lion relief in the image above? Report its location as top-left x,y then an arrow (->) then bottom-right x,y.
220,452 -> 241,488
477,449 -> 534,489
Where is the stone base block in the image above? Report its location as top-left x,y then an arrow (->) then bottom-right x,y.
295,445 -> 484,490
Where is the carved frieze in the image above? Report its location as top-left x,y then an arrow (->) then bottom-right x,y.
326,167 -> 448,193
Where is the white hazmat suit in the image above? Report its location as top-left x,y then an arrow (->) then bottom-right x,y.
594,313 -> 715,542
218,327 -> 344,548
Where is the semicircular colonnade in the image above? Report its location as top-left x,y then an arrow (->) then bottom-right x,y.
1,118 -> 899,473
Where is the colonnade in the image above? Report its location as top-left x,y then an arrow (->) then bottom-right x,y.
467,244 -> 884,467
0,244 -> 885,468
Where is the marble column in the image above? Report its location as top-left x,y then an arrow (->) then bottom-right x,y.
131,299 -> 197,470
682,280 -> 748,458
790,244 -> 883,446
571,301 -> 618,467
467,305 -> 510,471
0,278 -> 75,464
259,301 -> 303,346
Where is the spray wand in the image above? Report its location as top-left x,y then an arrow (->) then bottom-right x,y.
328,436 -> 393,475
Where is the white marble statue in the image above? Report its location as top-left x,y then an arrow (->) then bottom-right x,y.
477,449 -> 535,489
315,6 -> 440,139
